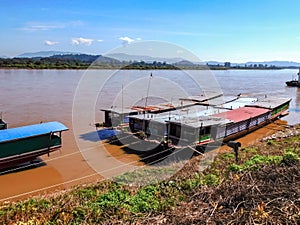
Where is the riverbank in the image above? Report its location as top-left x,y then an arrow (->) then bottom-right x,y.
0,56 -> 287,70
0,124 -> 299,224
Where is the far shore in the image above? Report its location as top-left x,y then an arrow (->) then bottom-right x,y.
0,66 -> 288,70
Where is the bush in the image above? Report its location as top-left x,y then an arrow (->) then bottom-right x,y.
282,152 -> 300,166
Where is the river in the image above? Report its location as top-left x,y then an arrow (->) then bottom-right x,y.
0,69 -> 299,201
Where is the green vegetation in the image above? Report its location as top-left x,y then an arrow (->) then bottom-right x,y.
0,57 -> 92,69
0,56 -> 179,70
1,126 -> 300,224
0,54 -> 287,70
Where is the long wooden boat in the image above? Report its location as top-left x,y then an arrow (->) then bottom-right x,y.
123,96 -> 291,152
98,93 -> 291,154
0,121 -> 68,170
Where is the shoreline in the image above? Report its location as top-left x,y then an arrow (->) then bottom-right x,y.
1,121 -> 298,202
0,122 -> 300,224
0,67 -> 288,70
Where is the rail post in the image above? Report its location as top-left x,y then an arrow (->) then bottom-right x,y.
227,141 -> 241,163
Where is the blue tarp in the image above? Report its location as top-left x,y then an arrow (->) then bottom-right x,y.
97,129 -> 120,140
0,121 -> 68,143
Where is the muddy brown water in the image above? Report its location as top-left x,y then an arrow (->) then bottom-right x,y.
0,69 -> 299,202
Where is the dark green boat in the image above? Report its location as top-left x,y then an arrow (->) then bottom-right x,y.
0,121 -> 68,169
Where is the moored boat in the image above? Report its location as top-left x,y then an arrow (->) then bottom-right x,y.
99,93 -> 291,153
286,68 -> 300,87
0,121 -> 68,170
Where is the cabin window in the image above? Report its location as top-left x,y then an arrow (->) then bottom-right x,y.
112,113 -> 120,118
51,132 -> 60,138
170,123 -> 181,138
226,124 -> 239,136
133,120 -> 143,131
107,112 -> 112,119
257,115 -> 265,124
215,126 -> 226,139
200,126 -> 211,135
239,121 -> 247,131
181,127 -> 196,141
149,123 -> 165,136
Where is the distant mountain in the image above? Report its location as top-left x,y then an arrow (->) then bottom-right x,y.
0,55 -> 8,59
173,60 -> 196,66
205,61 -> 224,66
205,60 -> 300,68
49,54 -> 120,63
17,51 -> 80,58
106,53 -> 185,64
245,61 -> 300,67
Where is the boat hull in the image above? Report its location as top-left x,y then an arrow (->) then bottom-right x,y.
286,81 -> 300,87
0,145 -> 61,170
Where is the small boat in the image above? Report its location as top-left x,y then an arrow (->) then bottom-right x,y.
286,68 -> 300,87
286,80 -> 300,87
0,121 -> 68,170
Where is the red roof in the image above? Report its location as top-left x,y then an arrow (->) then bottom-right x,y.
213,107 -> 270,123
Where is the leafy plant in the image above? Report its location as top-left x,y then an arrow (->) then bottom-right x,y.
281,152 -> 300,166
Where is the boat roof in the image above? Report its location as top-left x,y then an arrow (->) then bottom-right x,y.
220,97 -> 258,109
246,97 -> 291,109
179,92 -> 223,102
169,115 -> 232,128
129,106 -> 229,124
0,121 -> 68,143
100,107 -> 138,114
213,106 -> 270,123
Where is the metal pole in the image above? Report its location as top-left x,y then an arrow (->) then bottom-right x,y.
144,73 -> 152,108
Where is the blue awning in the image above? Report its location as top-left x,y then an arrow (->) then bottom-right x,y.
0,121 -> 68,143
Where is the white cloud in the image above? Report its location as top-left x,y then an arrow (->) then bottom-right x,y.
19,22 -> 65,31
119,36 -> 135,45
71,37 -> 94,46
136,37 -> 142,41
97,39 -> 104,42
20,21 -> 84,32
44,40 -> 59,46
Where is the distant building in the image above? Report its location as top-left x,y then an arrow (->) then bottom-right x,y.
224,62 -> 231,67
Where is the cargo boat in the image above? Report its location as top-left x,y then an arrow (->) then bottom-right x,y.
0,121 -> 68,170
286,68 -> 300,87
125,96 -> 291,152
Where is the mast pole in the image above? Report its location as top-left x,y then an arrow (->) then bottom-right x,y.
298,68 -> 300,84
121,84 -> 124,124
144,73 -> 152,108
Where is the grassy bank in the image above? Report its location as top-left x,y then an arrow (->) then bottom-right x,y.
1,125 -> 300,224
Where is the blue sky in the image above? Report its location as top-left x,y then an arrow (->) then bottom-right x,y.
1,0 -> 300,62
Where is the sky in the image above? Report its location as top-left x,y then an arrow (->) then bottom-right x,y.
1,0 -> 300,62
